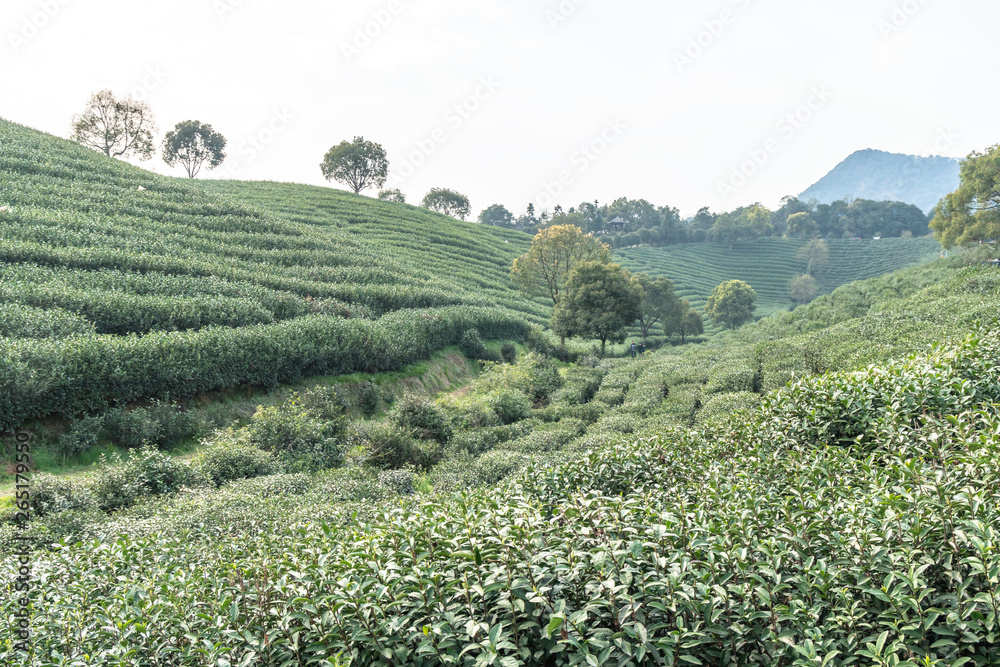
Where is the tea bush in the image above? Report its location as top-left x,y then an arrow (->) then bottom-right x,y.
391,394 -> 453,444
193,432 -> 281,487
245,403 -> 348,473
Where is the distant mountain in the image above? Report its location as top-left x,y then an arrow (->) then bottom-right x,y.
800,149 -> 960,214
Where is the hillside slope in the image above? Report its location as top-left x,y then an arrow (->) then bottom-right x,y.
0,119 -> 540,430
799,148 -> 960,213
614,236 -> 941,323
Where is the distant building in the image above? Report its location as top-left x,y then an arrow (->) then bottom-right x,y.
608,216 -> 626,233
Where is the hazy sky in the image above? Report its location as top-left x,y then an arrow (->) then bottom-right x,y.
1,0 -> 996,218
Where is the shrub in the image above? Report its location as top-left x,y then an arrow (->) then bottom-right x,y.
390,394 -> 452,443
29,473 -> 96,517
92,445 -> 198,512
486,389 -> 531,425
358,381 -> 382,417
460,328 -> 489,359
245,404 -> 347,473
54,415 -> 103,459
104,407 -> 162,449
295,385 -> 349,420
500,341 -> 517,364
698,391 -> 761,423
193,432 -> 280,487
377,467 -> 416,496
357,422 -> 420,470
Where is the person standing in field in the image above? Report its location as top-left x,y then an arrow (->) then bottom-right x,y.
630,342 -> 637,358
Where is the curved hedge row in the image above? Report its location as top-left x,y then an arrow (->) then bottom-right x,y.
0,306 -> 531,431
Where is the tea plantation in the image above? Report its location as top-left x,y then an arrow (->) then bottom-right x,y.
616,237 -> 942,321
0,119 -> 541,432
2,117 -> 999,666
3,255 -> 1000,665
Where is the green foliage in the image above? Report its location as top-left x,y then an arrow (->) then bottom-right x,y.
633,273 -> 680,340
377,188 -> 406,204
245,401 -> 347,473
421,187 -> 471,220
459,328 -> 500,362
479,203 -> 514,228
28,473 -> 96,517
391,394 -> 452,444
161,120 -> 226,178
789,273 -> 819,306
931,143 -> 1000,250
54,415 -> 103,459
320,136 -> 388,194
706,279 -> 758,329
551,261 -> 644,354
511,224 -> 612,307
0,119 -> 539,431
500,341 -> 517,364
193,432 -> 280,487
0,303 -> 95,339
91,445 -> 198,512
485,389 -> 531,425
616,236 -> 940,326
358,381 -> 383,417
357,422 -> 423,471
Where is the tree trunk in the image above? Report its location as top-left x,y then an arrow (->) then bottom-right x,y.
600,338 -> 606,357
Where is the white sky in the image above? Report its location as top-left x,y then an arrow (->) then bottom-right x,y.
1,0 -> 995,218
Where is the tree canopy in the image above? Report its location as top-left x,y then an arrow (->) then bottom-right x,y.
798,239 -> 829,276
510,225 -> 611,307
789,274 -> 819,306
663,300 -> 703,343
70,90 -> 157,161
378,188 -> 406,204
479,204 -> 515,228
706,280 -> 758,330
421,188 -> 471,220
931,144 -> 1000,250
785,212 -> 819,240
320,137 -> 388,194
710,204 -> 773,249
550,261 -> 644,355
162,121 -> 226,178
633,273 -> 681,340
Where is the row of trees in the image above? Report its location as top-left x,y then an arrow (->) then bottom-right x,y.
480,195 -> 932,247
69,97 -> 475,219
510,226 -> 760,354
70,90 -> 227,179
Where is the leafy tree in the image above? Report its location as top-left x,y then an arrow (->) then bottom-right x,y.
710,204 -> 773,249
634,273 -> 681,340
785,212 -> 819,240
550,261 -> 644,356
789,274 -> 819,306
378,188 -> 406,204
663,300 -> 703,343
706,280 -> 757,330
161,120 -> 226,178
479,204 -> 514,228
510,225 -> 611,308
320,136 -> 388,194
931,144 -> 1000,251
798,239 -> 829,276
70,90 -> 157,160
422,188 -> 471,220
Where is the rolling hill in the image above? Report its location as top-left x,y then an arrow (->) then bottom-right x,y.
0,118 -> 542,431
799,148 -> 960,213
614,237 -> 942,324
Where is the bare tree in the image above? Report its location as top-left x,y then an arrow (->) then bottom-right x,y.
71,90 -> 157,160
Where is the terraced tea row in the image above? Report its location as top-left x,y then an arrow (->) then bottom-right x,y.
616,237 -> 941,321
